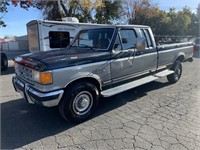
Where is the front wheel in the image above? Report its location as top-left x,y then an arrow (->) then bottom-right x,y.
167,60 -> 182,83
59,82 -> 99,123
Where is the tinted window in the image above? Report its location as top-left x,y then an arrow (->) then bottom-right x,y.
49,31 -> 70,48
140,29 -> 148,48
144,29 -> 153,47
119,29 -> 137,50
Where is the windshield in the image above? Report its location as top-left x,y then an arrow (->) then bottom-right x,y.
71,28 -> 115,50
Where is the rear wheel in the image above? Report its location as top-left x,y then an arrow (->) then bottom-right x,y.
1,53 -> 8,71
167,60 -> 182,83
59,82 -> 99,123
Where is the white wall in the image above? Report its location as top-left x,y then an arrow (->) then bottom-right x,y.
18,41 -> 29,50
1,41 -> 19,51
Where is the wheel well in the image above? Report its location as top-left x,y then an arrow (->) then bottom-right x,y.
176,55 -> 184,62
65,77 -> 101,91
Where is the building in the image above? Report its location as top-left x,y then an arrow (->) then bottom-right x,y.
1,35 -> 28,51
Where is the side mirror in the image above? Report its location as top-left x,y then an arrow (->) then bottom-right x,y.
114,43 -> 119,49
136,37 -> 145,51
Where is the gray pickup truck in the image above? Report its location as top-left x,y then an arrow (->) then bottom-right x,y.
12,25 -> 193,123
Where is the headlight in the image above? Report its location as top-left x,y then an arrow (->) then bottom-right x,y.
33,70 -> 53,85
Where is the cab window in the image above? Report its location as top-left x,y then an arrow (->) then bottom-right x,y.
119,29 -> 137,50
140,29 -> 153,49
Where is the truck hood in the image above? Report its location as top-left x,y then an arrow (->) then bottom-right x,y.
14,47 -> 110,71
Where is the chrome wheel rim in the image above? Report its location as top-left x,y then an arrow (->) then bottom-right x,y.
72,91 -> 93,115
174,64 -> 181,80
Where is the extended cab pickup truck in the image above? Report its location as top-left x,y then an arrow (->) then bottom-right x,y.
12,25 -> 193,123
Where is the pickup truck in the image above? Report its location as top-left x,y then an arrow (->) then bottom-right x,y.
12,25 -> 193,123
194,37 -> 200,51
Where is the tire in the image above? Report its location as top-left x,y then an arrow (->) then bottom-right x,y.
59,82 -> 99,123
1,53 -> 8,71
167,60 -> 182,83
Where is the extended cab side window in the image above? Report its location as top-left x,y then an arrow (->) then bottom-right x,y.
144,29 -> 153,48
140,29 -> 153,49
119,29 -> 137,50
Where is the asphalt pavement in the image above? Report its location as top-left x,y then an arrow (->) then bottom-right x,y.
0,50 -> 200,150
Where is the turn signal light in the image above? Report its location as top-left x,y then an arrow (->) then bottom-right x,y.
39,72 -> 53,84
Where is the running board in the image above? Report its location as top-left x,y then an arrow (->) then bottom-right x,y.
101,69 -> 174,97
154,69 -> 174,77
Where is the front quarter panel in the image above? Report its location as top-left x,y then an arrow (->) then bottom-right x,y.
48,61 -> 111,92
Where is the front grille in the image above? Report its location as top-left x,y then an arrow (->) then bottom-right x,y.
15,63 -> 34,84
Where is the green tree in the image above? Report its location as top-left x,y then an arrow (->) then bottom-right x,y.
197,3 -> 200,36
35,0 -> 82,21
188,13 -> 198,36
123,0 -> 158,25
176,7 -> 192,35
35,1 -> 63,21
166,7 -> 192,35
3,0 -> 104,23
95,0 -> 123,24
0,1 -> 9,27
145,9 -> 170,35
34,0 -> 104,22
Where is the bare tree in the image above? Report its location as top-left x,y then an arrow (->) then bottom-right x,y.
123,0 -> 158,24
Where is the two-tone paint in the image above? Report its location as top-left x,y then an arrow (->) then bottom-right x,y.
13,25 -> 193,107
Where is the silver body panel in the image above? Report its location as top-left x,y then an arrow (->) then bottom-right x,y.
26,60 -> 111,93
13,26 -> 193,107
158,46 -> 193,66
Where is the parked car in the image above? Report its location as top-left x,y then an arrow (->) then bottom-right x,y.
12,25 -> 193,123
194,38 -> 200,51
1,52 -> 8,71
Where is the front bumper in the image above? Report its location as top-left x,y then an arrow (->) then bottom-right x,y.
12,76 -> 64,107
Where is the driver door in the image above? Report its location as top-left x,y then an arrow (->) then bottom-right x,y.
111,28 -> 157,83
111,28 -> 137,82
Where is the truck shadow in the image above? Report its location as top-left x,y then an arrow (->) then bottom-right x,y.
96,80 -> 171,117
1,101 -> 70,149
1,80 -> 171,149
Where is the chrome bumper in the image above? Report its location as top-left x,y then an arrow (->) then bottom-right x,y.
12,76 -> 64,107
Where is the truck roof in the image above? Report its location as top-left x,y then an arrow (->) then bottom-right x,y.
26,20 -> 150,29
